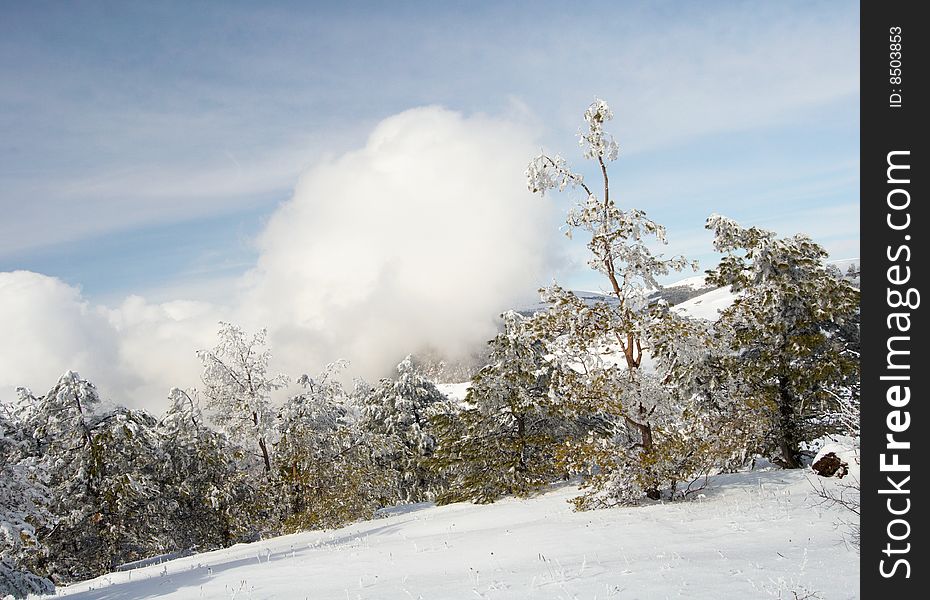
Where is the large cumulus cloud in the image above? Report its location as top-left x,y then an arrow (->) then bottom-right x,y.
0,107 -> 559,412
241,106 -> 557,380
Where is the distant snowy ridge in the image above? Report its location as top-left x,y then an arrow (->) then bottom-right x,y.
663,274 -> 709,290
512,276 -> 717,318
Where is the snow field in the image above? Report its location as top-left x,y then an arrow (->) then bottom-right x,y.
54,469 -> 858,600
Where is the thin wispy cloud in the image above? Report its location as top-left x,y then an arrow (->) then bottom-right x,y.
1,1 -> 857,268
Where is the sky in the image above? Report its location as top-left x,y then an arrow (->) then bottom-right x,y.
0,1 -> 860,410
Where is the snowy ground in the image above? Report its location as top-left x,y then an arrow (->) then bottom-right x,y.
52,469 -> 859,600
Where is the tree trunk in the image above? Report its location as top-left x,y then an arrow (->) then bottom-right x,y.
624,412 -> 660,500
515,414 -> 527,475
252,410 -> 272,473
258,436 -> 272,474
621,333 -> 643,373
776,377 -> 802,469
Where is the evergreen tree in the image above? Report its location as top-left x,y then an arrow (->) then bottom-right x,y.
17,371 -> 104,582
702,215 -> 860,468
74,407 -> 168,576
358,356 -> 446,502
531,287 -> 724,505
648,308 -> 767,473
157,388 -> 257,548
0,405 -> 54,598
430,313 -> 571,504
526,98 -> 694,375
524,100 -> 696,505
17,373 -> 199,582
275,363 -> 392,531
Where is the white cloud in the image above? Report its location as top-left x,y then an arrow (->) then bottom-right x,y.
0,271 -> 226,409
0,271 -> 128,403
0,107 -> 560,412
102,295 -> 232,405
239,106 -> 558,381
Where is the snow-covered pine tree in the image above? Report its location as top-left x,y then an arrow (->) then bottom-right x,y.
16,371 -> 104,582
16,372 -> 190,583
524,99 -> 697,505
198,323 -> 287,476
0,405 -> 54,599
702,215 -> 860,468
157,388 -> 257,548
0,558 -> 53,600
72,406 -> 169,576
358,356 -> 446,503
526,99 -> 695,376
647,308 -> 767,474
19,371 -> 100,491
528,287 -> 721,505
275,362 -> 392,532
430,312 -> 571,504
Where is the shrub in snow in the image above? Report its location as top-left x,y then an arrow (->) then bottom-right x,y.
16,371 -> 106,582
529,288 -> 723,505
550,364 -> 728,508
32,401 -> 183,582
157,388 -> 256,549
648,307 -> 771,470
10,371 -> 265,584
0,558 -> 54,599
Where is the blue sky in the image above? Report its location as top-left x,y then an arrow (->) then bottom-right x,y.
1,0 -> 859,303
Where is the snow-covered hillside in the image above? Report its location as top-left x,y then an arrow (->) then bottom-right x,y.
670,257 -> 860,322
674,285 -> 736,321
53,469 -> 858,600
